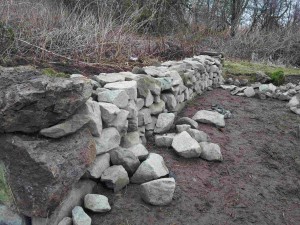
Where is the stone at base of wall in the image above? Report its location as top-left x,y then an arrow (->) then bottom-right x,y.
32,180 -> 96,225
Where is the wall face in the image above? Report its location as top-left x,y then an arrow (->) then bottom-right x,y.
0,55 -> 224,222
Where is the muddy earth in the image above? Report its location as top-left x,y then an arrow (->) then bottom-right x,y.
91,89 -> 300,225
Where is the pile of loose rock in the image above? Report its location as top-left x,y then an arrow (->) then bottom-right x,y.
0,54 -> 224,225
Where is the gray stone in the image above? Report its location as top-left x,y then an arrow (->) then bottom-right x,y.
161,94 -> 177,111
244,87 -> 255,97
32,180 -> 96,225
94,127 -> 120,155
192,110 -> 225,127
164,70 -> 183,86
144,66 -> 168,77
0,205 -> 26,225
131,153 -> 169,184
0,129 -> 96,217
101,165 -> 129,192
172,131 -> 202,158
149,101 -> 166,115
84,194 -> 111,213
199,142 -> 223,161
240,79 -> 248,86
127,117 -> 138,132
0,67 -> 92,133
256,71 -> 271,84
140,178 -> 176,206
137,98 -> 145,110
155,133 -> 176,147
106,109 -> 129,135
187,128 -> 210,142
121,131 -> 141,148
124,100 -> 138,119
87,153 -> 110,179
155,77 -> 172,91
136,76 -> 161,98
138,108 -> 152,126
72,206 -> 91,225
220,85 -> 237,91
127,144 -> 149,161
145,91 -> 154,107
176,124 -> 190,133
95,73 -> 125,85
98,90 -> 129,108
104,81 -> 137,100
287,94 -> 300,108
145,116 -> 157,131
154,95 -> 161,103
154,113 -> 175,134
291,107 -> 300,115
175,117 -> 198,129
58,217 -> 72,225
132,66 -> 146,74
40,99 -> 102,138
99,102 -> 120,123
110,148 -> 140,175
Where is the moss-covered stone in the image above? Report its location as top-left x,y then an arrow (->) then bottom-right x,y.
42,68 -> 70,78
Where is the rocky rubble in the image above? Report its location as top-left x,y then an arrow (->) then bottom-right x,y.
0,54 -> 224,225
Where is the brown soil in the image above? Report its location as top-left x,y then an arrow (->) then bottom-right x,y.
91,89 -> 300,225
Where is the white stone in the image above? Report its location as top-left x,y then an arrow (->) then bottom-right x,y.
106,109 -> 129,135
244,87 -> 256,97
131,153 -> 169,184
140,178 -> 176,206
72,206 -> 91,225
87,153 -> 110,179
199,142 -> 223,161
104,81 -> 137,100
161,94 -> 177,111
172,131 -> 202,158
58,217 -> 72,225
94,128 -> 120,155
145,91 -> 154,107
127,144 -> 149,161
154,113 -> 175,134
98,90 -> 129,108
99,102 -> 120,123
84,194 -> 111,213
138,108 -> 152,126
192,110 -> 225,127
149,101 -> 166,115
137,98 -> 145,110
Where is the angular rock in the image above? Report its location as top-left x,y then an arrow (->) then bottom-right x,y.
58,217 -> 72,225
154,113 -> 175,134
99,102 -> 120,123
287,94 -> 300,108
136,76 -> 161,98
0,67 -> 92,133
124,100 -> 138,119
145,116 -> 157,131
140,178 -> 175,206
94,127 -> 120,155
94,73 -> 125,85
110,148 -> 140,175
244,87 -> 255,97
145,91 -> 154,107
121,131 -> 141,148
176,124 -> 191,133
106,109 -> 129,135
192,110 -> 225,127
149,101 -> 166,115
72,206 -> 91,225
187,128 -> 210,142
84,194 -> 111,213
136,98 -> 145,110
40,99 -> 102,138
131,153 -> 169,184
98,90 -> 129,108
155,77 -> 172,91
0,205 -> 26,225
161,93 -> 177,111
127,144 -> 149,161
256,71 -> 271,84
32,180 -> 96,225
0,129 -> 96,217
127,117 -> 138,132
199,142 -> 223,161
104,81 -> 137,100
172,131 -> 202,158
164,70 -> 183,86
175,117 -> 198,129
144,66 -> 168,77
101,165 -> 129,192
154,133 -> 176,147
87,153 -> 110,179
138,108 -> 152,126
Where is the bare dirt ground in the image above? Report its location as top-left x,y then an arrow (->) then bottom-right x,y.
91,89 -> 300,225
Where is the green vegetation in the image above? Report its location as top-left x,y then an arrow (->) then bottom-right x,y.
42,68 -> 70,78
0,162 -> 12,204
269,70 -> 285,85
224,61 -> 300,77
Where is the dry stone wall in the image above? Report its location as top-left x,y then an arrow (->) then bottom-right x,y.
0,55 -> 224,224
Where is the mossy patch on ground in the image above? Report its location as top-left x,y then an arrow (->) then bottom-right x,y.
42,68 -> 70,78
0,162 -> 12,204
224,60 -> 300,77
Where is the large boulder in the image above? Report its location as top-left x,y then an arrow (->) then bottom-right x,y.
0,128 -> 96,217
192,110 -> 225,127
171,131 -> 202,158
40,99 -> 102,138
131,153 -> 169,184
0,67 -> 92,133
140,178 -> 176,206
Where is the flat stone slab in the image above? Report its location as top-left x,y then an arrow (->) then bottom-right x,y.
192,110 -> 225,127
104,81 -> 137,100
